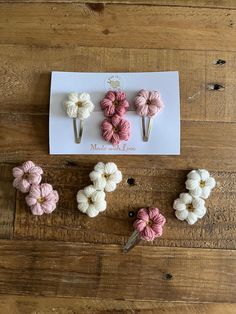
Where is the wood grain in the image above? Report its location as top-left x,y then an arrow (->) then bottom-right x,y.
1,4 -> 236,51
0,165 -> 15,238
1,46 -> 236,123
0,240 -> 235,302
12,165 -> 236,249
0,295 -> 235,314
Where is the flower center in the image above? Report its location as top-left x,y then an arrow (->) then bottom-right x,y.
88,197 -> 93,204
23,173 -> 29,180
37,197 -> 45,204
147,219 -> 154,226
76,101 -> 83,107
200,180 -> 205,188
113,127 -> 119,133
103,173 -> 109,179
146,99 -> 152,105
187,204 -> 194,211
113,100 -> 120,107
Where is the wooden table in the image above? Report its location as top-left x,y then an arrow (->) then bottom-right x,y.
0,1 -> 236,313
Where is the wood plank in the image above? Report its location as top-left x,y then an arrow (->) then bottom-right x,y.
1,46 -> 235,123
1,114 -> 236,170
1,4 -> 236,52
0,240 -> 235,302
0,295 -> 235,314
12,165 -> 236,249
0,165 -> 15,239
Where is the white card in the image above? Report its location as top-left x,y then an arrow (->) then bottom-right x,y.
49,71 -> 180,155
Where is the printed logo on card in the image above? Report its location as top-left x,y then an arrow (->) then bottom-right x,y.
105,75 -> 124,91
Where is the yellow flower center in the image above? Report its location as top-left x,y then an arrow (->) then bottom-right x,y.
187,204 -> 194,211
37,197 -> 45,204
113,127 -> 119,133
200,180 -> 205,188
76,101 -> 83,108
113,100 -> 120,107
87,197 -> 93,204
103,173 -> 109,179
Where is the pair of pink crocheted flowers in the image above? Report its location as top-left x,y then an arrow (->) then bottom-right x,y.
100,91 -> 131,146
13,161 -> 59,216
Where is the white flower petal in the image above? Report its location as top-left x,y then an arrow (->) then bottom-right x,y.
65,102 -> 78,118
77,107 -> 90,120
198,169 -> 210,181
105,180 -> 116,192
192,197 -> 205,210
205,177 -> 216,189
187,170 -> 201,181
186,212 -> 198,225
185,178 -> 199,190
175,209 -> 189,220
84,100 -> 95,113
105,162 -> 117,174
173,199 -> 186,211
86,205 -> 99,218
179,193 -> 192,204
91,190 -> 106,203
109,170 -> 122,183
68,93 -> 79,102
89,170 -> 102,181
83,185 -> 96,197
189,187 -> 202,198
78,201 -> 89,213
95,200 -> 107,212
94,162 -> 105,173
93,177 -> 107,190
201,186 -> 211,199
76,190 -> 87,203
194,206 -> 207,219
78,92 -> 90,102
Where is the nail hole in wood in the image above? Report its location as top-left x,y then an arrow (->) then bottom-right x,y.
128,211 -> 135,218
214,59 -> 226,65
86,3 -> 105,13
207,83 -> 225,91
127,178 -> 135,186
163,273 -> 173,280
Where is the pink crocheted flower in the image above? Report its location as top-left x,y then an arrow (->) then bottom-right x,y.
134,89 -> 164,117
101,114 -> 130,146
133,207 -> 166,241
12,161 -> 43,193
25,183 -> 59,216
100,91 -> 129,117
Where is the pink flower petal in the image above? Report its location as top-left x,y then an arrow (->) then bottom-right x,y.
22,161 -> 35,172
102,129 -> 113,142
31,203 -> 44,216
133,219 -> 146,232
151,224 -> 163,237
147,105 -> 158,117
136,208 -> 149,223
102,120 -> 113,131
12,167 -> 24,178
148,207 -> 160,220
28,166 -> 43,175
28,173 -> 42,185
111,115 -> 121,127
105,91 -> 116,102
136,104 -> 148,117
141,225 -> 156,241
41,183 -> 53,197
20,179 -> 31,193
153,213 -> 166,226
104,104 -> 116,117
25,195 -> 37,206
149,91 -> 160,101
42,201 -> 56,214
29,184 -> 41,198
116,91 -> 126,101
111,132 -> 121,146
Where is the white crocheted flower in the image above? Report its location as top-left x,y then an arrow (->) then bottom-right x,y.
89,162 -> 122,192
64,92 -> 94,120
173,193 -> 206,225
77,185 -> 107,218
185,169 -> 216,199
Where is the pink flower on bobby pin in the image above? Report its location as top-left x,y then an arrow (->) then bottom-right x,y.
13,161 -> 43,193
134,89 -> 164,117
133,207 -> 166,241
100,91 -> 129,117
101,114 -> 130,146
26,183 -> 59,216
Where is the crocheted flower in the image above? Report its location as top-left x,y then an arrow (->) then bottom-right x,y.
133,207 -> 166,241
89,162 -> 122,192
185,169 -> 216,199
100,91 -> 129,117
77,185 -> 107,218
64,92 -> 94,120
12,161 -> 43,193
101,115 -> 130,146
25,183 -> 59,216
173,193 -> 206,225
134,89 -> 164,117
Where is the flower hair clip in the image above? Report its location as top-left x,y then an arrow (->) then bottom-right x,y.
134,89 -> 164,142
64,92 -> 94,143
77,162 -> 122,217
173,169 -> 216,225
123,207 -> 166,253
13,161 -> 59,216
100,91 -> 131,146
